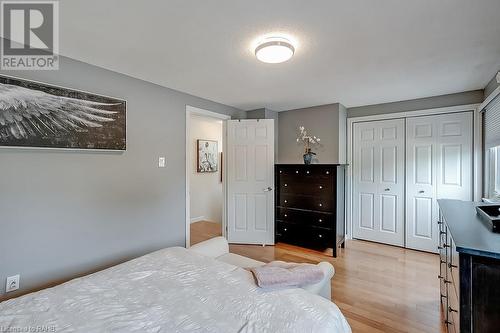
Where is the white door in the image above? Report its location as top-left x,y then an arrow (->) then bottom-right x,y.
227,119 -> 275,245
406,112 -> 473,252
352,119 -> 405,246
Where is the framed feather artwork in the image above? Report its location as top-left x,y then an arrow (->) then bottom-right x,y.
197,139 -> 218,172
0,75 -> 126,150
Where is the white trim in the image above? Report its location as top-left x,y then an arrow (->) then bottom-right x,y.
473,107 -> 483,200
347,104 -> 479,123
478,85 -> 500,112
346,104 -> 480,240
190,216 -> 206,224
186,105 -> 231,120
185,105 -> 230,248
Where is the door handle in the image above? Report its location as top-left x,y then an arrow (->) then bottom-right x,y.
263,187 -> 273,192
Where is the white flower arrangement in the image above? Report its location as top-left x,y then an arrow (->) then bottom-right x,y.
296,126 -> 321,153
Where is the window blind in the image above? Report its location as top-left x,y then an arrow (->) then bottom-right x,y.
484,95 -> 500,149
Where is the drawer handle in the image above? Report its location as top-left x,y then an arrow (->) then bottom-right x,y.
440,260 -> 446,265
440,231 -> 446,236
444,279 -> 452,284
318,219 -> 323,223
284,183 -> 288,187
437,220 -> 443,225
444,320 -> 453,325
438,246 -> 443,250
326,171 -> 330,174
284,228 -> 287,232
306,171 -> 310,174
444,244 -> 450,248
318,234 -> 323,238
440,294 -> 447,299
319,185 -> 323,189
438,275 -> 444,279
319,203 -> 323,207
295,170 -> 299,174
279,170 -> 282,174
448,306 -> 458,313
284,214 -> 288,217
448,263 -> 457,269
284,200 -> 288,203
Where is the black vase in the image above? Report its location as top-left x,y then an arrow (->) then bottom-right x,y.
303,149 -> 315,165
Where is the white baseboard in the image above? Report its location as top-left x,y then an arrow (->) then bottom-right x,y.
190,216 -> 205,224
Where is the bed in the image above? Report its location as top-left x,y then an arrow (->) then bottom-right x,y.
0,247 -> 351,333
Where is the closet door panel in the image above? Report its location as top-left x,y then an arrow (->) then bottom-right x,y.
406,116 -> 438,252
406,112 -> 473,252
353,119 -> 405,246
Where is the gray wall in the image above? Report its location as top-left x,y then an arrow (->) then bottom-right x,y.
347,90 -> 483,118
278,103 -> 346,164
246,108 -> 279,161
484,72 -> 500,99
0,55 -> 241,299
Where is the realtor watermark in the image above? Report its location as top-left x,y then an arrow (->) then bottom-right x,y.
0,326 -> 56,333
1,0 -> 59,70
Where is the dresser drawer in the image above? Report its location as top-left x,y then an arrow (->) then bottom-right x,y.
276,207 -> 333,229
276,222 -> 333,248
277,166 -> 335,178
447,282 -> 460,333
279,194 -> 332,212
278,178 -> 333,197
449,238 -> 460,300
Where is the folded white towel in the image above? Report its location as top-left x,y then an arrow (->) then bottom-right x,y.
250,261 -> 325,289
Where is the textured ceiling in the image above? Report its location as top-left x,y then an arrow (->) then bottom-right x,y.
52,1 -> 500,110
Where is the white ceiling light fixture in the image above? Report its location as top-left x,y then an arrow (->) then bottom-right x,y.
255,37 -> 295,64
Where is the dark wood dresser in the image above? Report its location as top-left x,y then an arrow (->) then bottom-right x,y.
438,199 -> 500,333
275,164 -> 346,257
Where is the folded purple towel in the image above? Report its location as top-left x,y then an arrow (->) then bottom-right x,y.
250,261 -> 325,289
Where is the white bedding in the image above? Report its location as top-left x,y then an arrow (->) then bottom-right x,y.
0,247 -> 351,333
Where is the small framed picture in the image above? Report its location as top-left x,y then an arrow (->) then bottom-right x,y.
197,139 -> 218,172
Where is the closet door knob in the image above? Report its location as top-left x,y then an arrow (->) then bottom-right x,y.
384,188 -> 390,191
419,190 -> 425,194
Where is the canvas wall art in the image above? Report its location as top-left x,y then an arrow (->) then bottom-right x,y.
197,139 -> 218,172
0,75 -> 126,150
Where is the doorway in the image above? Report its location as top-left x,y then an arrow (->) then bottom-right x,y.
186,106 -> 230,247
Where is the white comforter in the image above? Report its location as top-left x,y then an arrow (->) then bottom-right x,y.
0,247 -> 351,333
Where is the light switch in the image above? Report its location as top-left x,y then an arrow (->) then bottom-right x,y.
158,157 -> 166,168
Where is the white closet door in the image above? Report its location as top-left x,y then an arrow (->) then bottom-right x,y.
406,112 -> 473,252
353,119 -> 405,246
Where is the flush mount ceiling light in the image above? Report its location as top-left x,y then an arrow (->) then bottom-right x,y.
255,37 -> 295,64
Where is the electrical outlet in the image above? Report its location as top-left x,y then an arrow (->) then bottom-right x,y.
158,157 -> 166,168
6,275 -> 20,293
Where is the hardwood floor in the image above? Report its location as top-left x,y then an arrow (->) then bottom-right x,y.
191,221 -> 445,333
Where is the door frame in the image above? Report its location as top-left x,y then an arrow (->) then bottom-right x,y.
185,105 -> 231,248
346,104 -> 481,240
